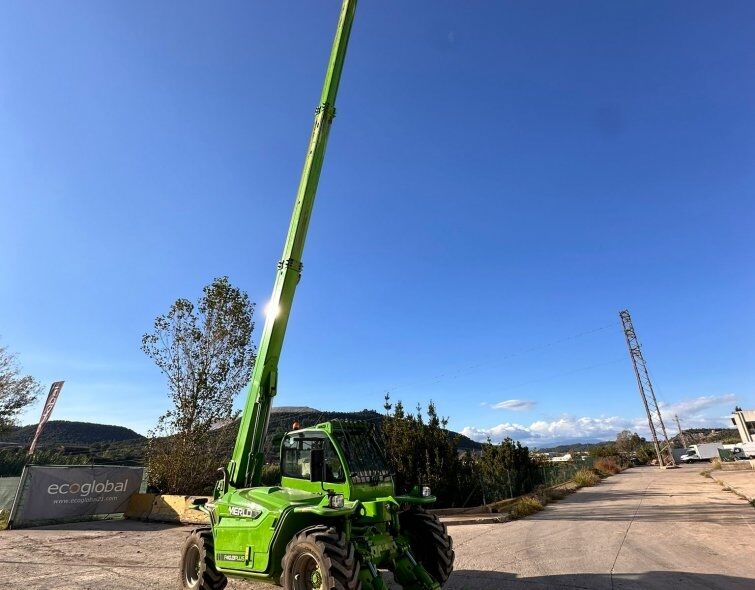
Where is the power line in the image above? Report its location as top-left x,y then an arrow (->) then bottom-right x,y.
480,357 -> 626,398
370,323 -> 616,397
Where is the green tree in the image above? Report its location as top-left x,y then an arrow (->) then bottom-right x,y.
142,277 -> 256,494
615,430 -> 643,455
0,343 -> 42,435
381,395 -> 463,507
635,444 -> 656,464
477,437 -> 537,501
589,442 -> 619,458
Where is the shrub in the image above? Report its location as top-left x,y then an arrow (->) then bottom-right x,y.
635,445 -> 656,465
0,448 -> 90,477
589,443 -> 618,458
544,487 -> 569,502
594,458 -> 621,476
474,436 -> 538,503
710,458 -> 722,470
261,464 -> 281,486
145,428 -> 235,495
573,468 -> 600,488
509,496 -> 543,519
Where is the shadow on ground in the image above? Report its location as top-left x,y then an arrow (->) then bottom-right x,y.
11,518 -> 178,532
446,570 -> 754,590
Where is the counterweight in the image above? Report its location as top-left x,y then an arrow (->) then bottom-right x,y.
226,0 -> 358,490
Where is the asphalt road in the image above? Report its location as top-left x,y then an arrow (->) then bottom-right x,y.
1,466 -> 753,589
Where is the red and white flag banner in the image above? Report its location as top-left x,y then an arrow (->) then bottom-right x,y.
28,381 -> 65,455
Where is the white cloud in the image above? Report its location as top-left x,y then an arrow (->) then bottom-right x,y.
490,399 -> 536,412
659,394 -> 736,418
461,393 -> 739,447
461,415 -> 638,446
461,422 -> 533,443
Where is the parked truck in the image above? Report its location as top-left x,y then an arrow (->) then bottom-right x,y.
680,443 -> 724,463
721,443 -> 753,461
740,442 -> 755,458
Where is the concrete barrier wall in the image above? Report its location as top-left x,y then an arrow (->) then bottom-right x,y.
719,461 -> 755,471
125,493 -> 210,525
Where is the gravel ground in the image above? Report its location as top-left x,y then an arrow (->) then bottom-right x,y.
1,466 -> 753,589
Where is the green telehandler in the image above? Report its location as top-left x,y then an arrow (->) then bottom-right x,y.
179,2 -> 454,589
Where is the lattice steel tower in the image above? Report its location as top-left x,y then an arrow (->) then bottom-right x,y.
619,310 -> 676,468
674,414 -> 689,449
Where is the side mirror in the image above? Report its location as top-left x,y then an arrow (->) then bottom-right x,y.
310,448 -> 325,483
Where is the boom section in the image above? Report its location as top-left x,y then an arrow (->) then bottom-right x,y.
227,0 -> 358,490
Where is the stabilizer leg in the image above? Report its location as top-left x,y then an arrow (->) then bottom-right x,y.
392,550 -> 441,590
358,559 -> 389,590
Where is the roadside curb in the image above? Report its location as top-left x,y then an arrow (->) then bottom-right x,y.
440,514 -> 508,526
710,473 -> 755,503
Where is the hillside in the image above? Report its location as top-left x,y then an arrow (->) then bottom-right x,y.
1,420 -> 144,447
669,428 -> 740,446
534,441 -> 611,453
0,409 -> 481,466
535,427 -> 742,454
262,407 -> 483,455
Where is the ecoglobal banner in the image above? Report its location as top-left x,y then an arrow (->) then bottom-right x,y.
11,465 -> 144,527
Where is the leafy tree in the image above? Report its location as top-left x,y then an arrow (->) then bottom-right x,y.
477,437 -> 537,501
381,395 -> 464,507
142,277 -> 256,494
589,442 -> 619,458
615,430 -> 644,455
635,444 -> 656,464
0,343 -> 42,435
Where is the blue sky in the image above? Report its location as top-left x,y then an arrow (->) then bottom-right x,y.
1,1 -> 753,445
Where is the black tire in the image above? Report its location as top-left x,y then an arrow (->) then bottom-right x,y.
400,508 -> 454,586
179,527 -> 227,590
280,525 -> 360,590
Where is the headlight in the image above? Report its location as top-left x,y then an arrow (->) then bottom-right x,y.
328,494 -> 345,509
421,486 -> 431,497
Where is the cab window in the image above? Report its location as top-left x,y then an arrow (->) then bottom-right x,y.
281,434 -> 345,483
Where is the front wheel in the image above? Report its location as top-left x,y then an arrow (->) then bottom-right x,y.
178,528 -> 227,590
399,508 -> 454,585
280,526 -> 360,590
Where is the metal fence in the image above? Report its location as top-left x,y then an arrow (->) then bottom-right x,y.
478,458 -> 596,505
0,476 -> 21,512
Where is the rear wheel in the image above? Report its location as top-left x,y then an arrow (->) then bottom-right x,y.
400,508 -> 454,586
280,525 -> 360,590
179,528 -> 227,590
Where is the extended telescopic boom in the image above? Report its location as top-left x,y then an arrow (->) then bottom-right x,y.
226,0 -> 358,490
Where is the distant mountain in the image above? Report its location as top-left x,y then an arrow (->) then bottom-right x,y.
533,427 -> 742,454
669,427 -> 739,446
1,420 -> 144,447
272,406 -> 320,414
534,441 -> 611,453
0,409 -> 482,464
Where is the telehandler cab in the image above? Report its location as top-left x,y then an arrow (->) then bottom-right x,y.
179,2 -> 454,589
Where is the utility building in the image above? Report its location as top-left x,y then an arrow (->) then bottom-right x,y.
730,408 -> 755,443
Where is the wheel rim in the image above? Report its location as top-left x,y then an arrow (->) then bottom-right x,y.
183,544 -> 201,587
291,551 -> 323,590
